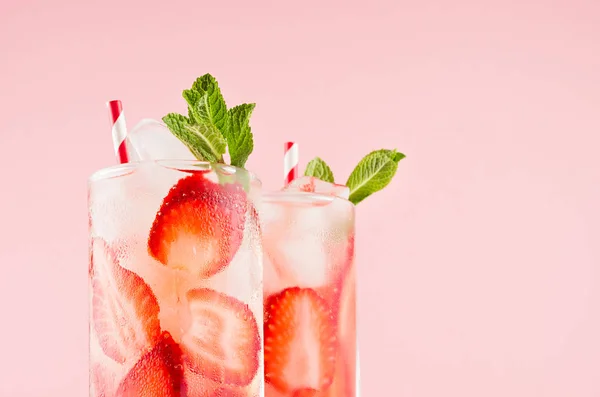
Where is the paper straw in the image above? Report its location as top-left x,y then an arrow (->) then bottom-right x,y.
284,142 -> 299,185
106,100 -> 129,164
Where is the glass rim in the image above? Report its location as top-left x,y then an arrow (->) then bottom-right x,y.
88,160 -> 261,185
262,190 -> 354,206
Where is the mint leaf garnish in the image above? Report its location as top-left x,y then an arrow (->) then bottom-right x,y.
162,113 -> 227,162
304,157 -> 335,183
190,74 -> 228,133
164,74 -> 260,170
225,104 -> 255,168
346,149 -> 405,204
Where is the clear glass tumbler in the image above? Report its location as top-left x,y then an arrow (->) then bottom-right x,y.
88,161 -> 263,396
260,192 -> 356,397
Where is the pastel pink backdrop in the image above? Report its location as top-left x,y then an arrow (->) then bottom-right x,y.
1,0 -> 599,396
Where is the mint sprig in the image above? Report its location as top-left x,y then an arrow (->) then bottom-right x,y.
304,157 -> 334,183
304,149 -> 405,205
163,73 -> 256,168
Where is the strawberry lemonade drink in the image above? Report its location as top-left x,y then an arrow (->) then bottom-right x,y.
89,75 -> 266,396
261,150 -> 405,397
261,187 -> 355,397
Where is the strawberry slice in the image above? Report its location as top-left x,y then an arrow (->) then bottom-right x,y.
181,288 -> 260,387
180,364 -> 220,397
91,238 -> 161,364
148,173 -> 247,278
116,331 -> 186,397
264,287 -> 337,393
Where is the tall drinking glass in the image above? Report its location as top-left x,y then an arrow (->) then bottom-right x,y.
261,192 -> 356,397
88,161 -> 264,396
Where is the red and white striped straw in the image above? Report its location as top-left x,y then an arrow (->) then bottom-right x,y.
284,141 -> 299,185
106,100 -> 129,164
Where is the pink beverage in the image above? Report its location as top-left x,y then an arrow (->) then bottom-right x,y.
261,191 -> 356,397
88,161 -> 263,397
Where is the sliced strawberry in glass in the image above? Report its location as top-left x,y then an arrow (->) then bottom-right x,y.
148,173 -> 247,278
264,287 -> 337,393
181,288 -> 260,387
180,363 -> 220,397
91,238 -> 161,364
116,332 -> 186,397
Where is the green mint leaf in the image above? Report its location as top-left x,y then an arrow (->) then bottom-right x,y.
190,74 -> 228,133
182,88 -> 202,108
225,103 -> 255,168
184,90 -> 214,127
304,157 -> 335,183
346,149 -> 405,205
162,113 -> 227,162
182,89 -> 203,120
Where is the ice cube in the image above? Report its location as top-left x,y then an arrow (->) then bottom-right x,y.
283,176 -> 350,199
261,194 -> 354,296
89,170 -> 152,244
127,119 -> 196,161
89,162 -> 181,244
261,204 -> 332,291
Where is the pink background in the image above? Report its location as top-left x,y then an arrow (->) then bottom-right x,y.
1,0 -> 599,396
